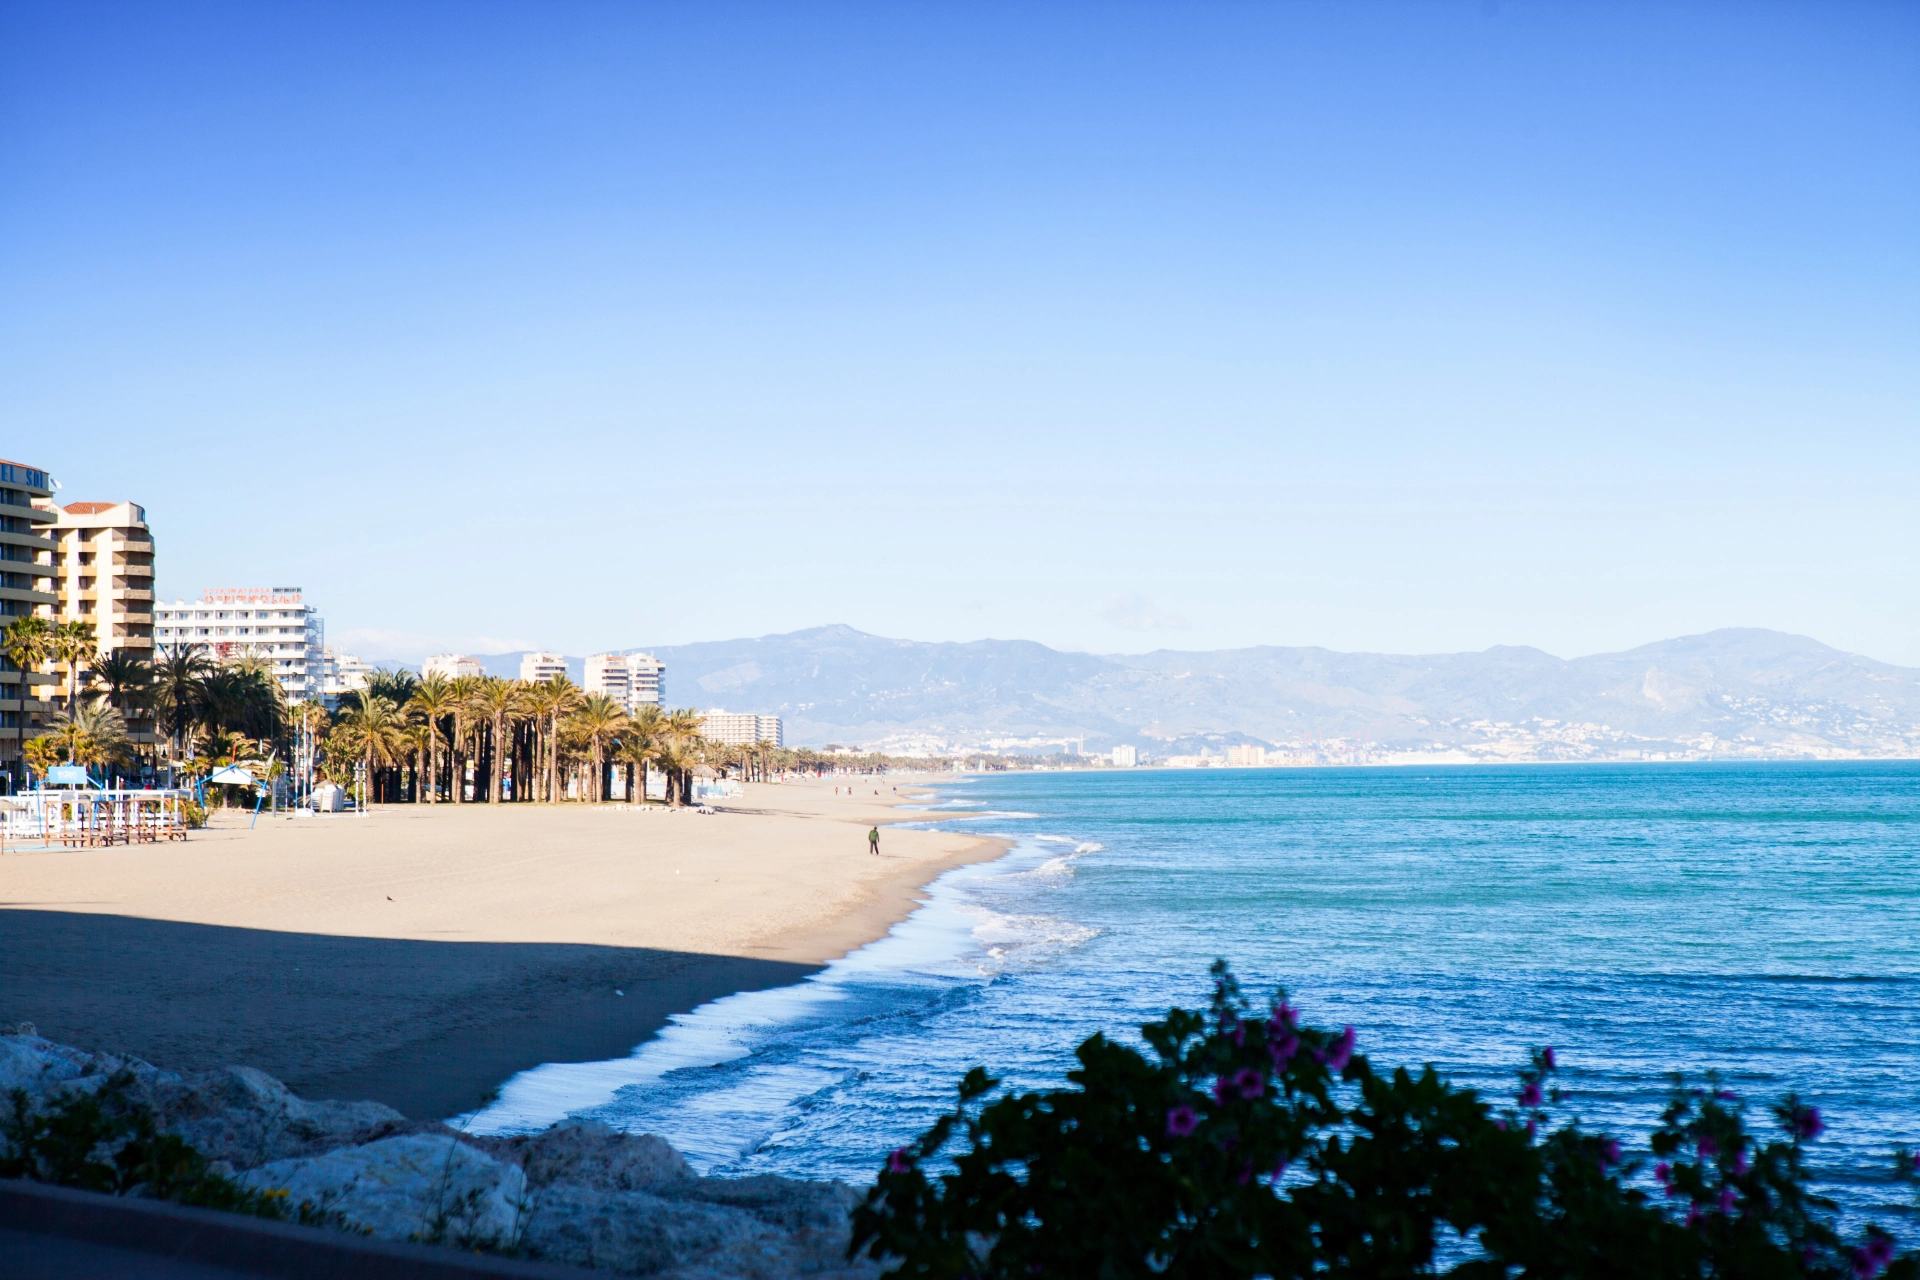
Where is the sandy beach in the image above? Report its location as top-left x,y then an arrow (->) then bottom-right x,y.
0,778 -> 999,1119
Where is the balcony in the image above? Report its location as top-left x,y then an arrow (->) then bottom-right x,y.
0,530 -> 54,554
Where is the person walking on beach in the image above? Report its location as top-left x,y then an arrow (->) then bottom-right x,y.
868,826 -> 880,855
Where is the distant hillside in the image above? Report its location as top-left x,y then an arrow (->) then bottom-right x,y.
469,627 -> 1920,762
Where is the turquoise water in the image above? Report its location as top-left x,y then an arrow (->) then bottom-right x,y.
468,762 -> 1920,1220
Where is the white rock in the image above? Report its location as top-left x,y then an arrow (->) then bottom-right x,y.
242,1133 -> 528,1248
0,1032 -> 170,1103
153,1065 -> 408,1168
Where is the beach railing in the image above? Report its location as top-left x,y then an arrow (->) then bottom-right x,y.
0,790 -> 190,849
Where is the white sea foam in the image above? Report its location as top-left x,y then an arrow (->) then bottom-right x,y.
457,832 -> 1079,1140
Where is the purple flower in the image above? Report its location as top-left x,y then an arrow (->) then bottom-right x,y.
1233,1067 -> 1265,1100
1852,1244 -> 1891,1280
1600,1139 -> 1623,1167
1493,1118 -> 1508,1132
1518,1083 -> 1543,1109
1212,1077 -> 1231,1105
1269,1033 -> 1299,1070
1697,1136 -> 1718,1158
1166,1105 -> 1200,1138
886,1147 -> 914,1175
1268,1158 -> 1289,1182
1229,1018 -> 1246,1047
1733,1151 -> 1750,1176
1718,1187 -> 1736,1216
1526,1119 -> 1538,1141
1655,1161 -> 1673,1186
1715,1088 -> 1737,1102
1323,1026 -> 1355,1071
1269,1001 -> 1296,1031
1793,1106 -> 1825,1141
1541,1046 -> 1556,1070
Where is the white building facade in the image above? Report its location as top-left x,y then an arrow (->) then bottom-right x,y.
1110,744 -> 1138,768
519,651 -> 568,683
422,653 -> 484,681
154,588 -> 324,702
585,652 -> 668,713
698,710 -> 784,748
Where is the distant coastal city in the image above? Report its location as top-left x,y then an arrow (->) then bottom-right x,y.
4,454 -> 1913,807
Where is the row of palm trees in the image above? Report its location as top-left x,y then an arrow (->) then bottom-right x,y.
3,621 -> 288,784
327,673 -> 718,806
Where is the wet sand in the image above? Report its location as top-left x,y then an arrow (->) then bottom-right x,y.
0,778 -> 997,1118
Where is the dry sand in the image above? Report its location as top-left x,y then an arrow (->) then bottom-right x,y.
0,778 -> 999,1118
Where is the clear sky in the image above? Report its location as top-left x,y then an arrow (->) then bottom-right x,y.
3,1 -> 1915,664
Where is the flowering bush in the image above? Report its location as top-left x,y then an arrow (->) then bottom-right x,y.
851,962 -> 1919,1279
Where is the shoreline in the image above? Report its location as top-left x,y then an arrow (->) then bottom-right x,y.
0,777 -> 1001,1120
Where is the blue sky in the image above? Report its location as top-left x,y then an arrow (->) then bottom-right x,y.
4,1 -> 1915,664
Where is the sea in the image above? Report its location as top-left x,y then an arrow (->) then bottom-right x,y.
464,762 -> 1920,1224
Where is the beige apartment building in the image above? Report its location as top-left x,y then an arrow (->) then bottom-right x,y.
698,710 -> 784,748
0,460 -> 59,788
41,500 -> 158,747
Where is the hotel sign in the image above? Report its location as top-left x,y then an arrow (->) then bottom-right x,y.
201,587 -> 304,605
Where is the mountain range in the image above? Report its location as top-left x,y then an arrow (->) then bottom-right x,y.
425,627 -> 1920,763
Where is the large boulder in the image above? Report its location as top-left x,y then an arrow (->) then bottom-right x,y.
150,1065 -> 409,1169
241,1133 -> 528,1248
519,1180 -> 878,1279
481,1118 -> 697,1193
0,1030 -> 170,1104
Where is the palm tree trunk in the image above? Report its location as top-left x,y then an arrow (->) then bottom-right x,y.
490,713 -> 504,803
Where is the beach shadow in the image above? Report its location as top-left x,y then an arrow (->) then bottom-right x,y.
0,909 -> 820,1121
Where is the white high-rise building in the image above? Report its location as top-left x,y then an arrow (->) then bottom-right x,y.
154,588 -> 324,702
316,647 -> 373,702
519,651 -> 568,683
585,652 -> 668,712
422,654 -> 485,681
1111,744 -> 1139,768
1226,744 -> 1268,767
626,653 -> 665,706
698,710 -> 783,747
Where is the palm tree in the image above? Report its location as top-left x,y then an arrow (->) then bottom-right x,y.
199,663 -> 284,743
2,615 -> 53,677
626,703 -> 665,801
469,678 -> 526,803
2,617 -> 54,769
524,675 -> 581,802
615,729 -> 660,805
664,708 -> 707,807
446,675 -> 483,802
406,675 -> 460,803
368,667 -> 419,706
92,649 -> 153,713
153,643 -> 215,763
51,620 -> 97,713
566,693 -> 628,803
48,701 -> 132,773
401,722 -> 432,803
332,691 -> 409,806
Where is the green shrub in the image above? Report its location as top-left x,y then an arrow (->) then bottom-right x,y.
852,962 -> 1919,1279
3,1070 -> 286,1218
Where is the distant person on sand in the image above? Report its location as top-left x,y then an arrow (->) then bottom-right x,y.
869,826 -> 880,855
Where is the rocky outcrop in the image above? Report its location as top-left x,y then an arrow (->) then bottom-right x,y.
0,1029 -> 881,1278
241,1133 -> 529,1248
